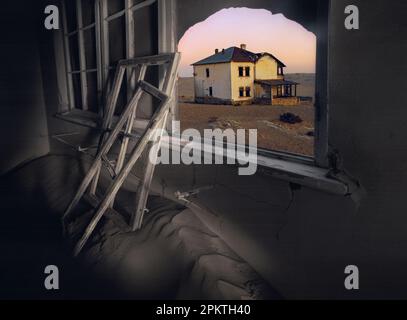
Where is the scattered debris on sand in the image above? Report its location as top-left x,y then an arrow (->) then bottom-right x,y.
279,113 -> 303,124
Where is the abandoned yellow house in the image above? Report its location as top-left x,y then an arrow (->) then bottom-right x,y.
192,44 -> 299,105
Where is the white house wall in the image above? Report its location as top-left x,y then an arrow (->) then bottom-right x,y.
193,63 -> 231,100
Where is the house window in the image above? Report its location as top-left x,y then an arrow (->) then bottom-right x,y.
245,66 -> 250,77
209,87 -> 213,97
245,86 -> 251,97
206,68 -> 210,78
239,87 -> 244,97
238,66 -> 244,77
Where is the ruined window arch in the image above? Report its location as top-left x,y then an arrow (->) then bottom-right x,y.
175,2 -> 328,161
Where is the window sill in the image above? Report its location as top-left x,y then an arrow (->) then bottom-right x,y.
55,109 -> 101,129
55,109 -> 150,132
161,136 -> 349,196
53,111 -> 349,196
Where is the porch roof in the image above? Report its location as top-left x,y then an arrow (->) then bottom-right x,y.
255,79 -> 299,87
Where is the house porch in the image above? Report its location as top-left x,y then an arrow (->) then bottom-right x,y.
254,79 -> 300,106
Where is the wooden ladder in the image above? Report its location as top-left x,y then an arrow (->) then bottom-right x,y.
62,53 -> 180,256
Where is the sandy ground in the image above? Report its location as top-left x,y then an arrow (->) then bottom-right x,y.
178,76 -> 315,157
0,154 -> 279,299
179,103 -> 315,156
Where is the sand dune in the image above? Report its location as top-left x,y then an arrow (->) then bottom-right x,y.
0,155 -> 279,299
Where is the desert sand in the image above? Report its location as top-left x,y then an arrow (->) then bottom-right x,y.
178,75 -> 315,157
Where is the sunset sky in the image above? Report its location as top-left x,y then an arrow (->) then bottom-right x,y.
178,8 -> 316,77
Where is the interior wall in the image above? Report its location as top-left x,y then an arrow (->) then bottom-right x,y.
328,0 -> 407,298
0,1 -> 50,175
167,0 -> 407,299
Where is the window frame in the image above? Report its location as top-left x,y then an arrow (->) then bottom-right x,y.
61,0 -> 101,112
60,0 -> 331,169
206,68 -> 210,78
60,0 -> 158,114
168,0 -> 331,168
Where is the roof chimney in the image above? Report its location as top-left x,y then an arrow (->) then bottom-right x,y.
240,44 -> 247,50
215,49 -> 219,54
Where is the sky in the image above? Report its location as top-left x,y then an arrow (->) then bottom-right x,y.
178,8 -> 316,77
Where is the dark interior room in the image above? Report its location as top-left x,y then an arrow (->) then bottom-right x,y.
1,0 -> 407,303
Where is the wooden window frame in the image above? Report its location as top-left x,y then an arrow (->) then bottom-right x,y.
206,68 -> 210,78
61,0 -> 158,113
151,0 -> 331,168
60,0 -> 330,168
61,0 -> 100,111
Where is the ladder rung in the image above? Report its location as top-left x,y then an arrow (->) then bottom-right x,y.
118,53 -> 174,67
139,80 -> 168,101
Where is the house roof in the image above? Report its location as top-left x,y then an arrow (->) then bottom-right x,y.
192,46 -> 286,67
255,79 -> 298,86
